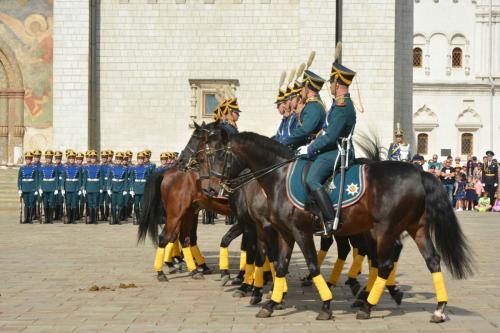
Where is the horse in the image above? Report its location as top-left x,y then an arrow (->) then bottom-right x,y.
200,129 -> 474,322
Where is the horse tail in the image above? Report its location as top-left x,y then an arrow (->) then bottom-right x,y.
137,172 -> 164,245
354,128 -> 384,162
420,171 -> 474,279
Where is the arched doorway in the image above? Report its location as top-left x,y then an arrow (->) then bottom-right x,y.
0,38 -> 24,165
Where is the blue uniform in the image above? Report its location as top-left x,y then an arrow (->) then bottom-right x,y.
18,164 -> 39,223
129,164 -> 150,224
273,116 -> 290,142
38,163 -> 60,209
282,97 -> 326,150
222,121 -> 238,136
54,162 -> 65,220
99,162 -> 111,220
32,161 -> 42,218
107,164 -> 129,224
306,94 -> 356,192
388,143 -> 411,162
83,164 -> 104,209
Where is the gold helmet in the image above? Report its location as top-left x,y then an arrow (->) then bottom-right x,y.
44,150 -> 54,157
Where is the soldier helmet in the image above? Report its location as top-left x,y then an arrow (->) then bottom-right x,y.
44,150 -> 54,157
115,152 -> 124,159
65,149 -> 74,157
137,151 -> 146,159
160,152 -> 169,160
24,151 -> 33,159
33,149 -> 42,157
486,150 -> 494,157
76,152 -> 85,160
88,150 -> 97,158
125,150 -> 133,157
395,123 -> 404,136
54,151 -> 63,158
108,150 -> 114,157
100,150 -> 108,158
302,70 -> 326,93
67,151 -> 76,158
144,149 -> 152,157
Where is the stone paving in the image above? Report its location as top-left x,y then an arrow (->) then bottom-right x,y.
1,170 -> 500,332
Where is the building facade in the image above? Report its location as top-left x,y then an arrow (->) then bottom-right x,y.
0,0 -> 413,164
413,0 -> 499,160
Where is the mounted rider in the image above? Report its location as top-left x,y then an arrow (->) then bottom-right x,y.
305,46 -> 357,235
272,71 -> 289,142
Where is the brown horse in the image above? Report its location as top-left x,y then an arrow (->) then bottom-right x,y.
202,129 -> 474,322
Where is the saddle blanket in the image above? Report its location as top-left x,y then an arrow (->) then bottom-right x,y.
286,159 -> 367,210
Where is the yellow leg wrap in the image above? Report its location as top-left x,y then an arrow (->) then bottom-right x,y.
219,247 -> 229,270
254,266 -> 264,288
347,254 -> 365,279
366,267 -> 379,292
270,262 -> 276,282
190,245 -> 205,266
181,247 -> 197,272
271,277 -> 286,303
239,250 -> 247,271
353,247 -> 358,258
386,262 -> 398,286
243,264 -> 255,285
154,247 -> 166,272
283,278 -> 288,293
163,242 -> 175,263
317,250 -> 327,267
172,240 -> 181,257
432,272 -> 449,302
367,277 -> 387,305
263,257 -> 271,272
327,259 -> 346,286
312,274 -> 333,301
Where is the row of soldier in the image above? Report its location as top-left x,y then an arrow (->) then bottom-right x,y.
17,149 -> 179,225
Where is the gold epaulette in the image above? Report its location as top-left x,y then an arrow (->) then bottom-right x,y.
335,95 -> 350,107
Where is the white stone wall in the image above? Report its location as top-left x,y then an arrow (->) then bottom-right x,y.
53,0 -> 89,152
413,0 -> 500,159
97,0 -> 412,159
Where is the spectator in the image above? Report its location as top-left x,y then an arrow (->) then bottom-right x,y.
466,155 -> 477,177
440,159 -> 456,203
411,154 -> 424,171
492,192 -> 500,212
474,165 -> 483,180
454,156 -> 462,168
454,174 -> 466,211
475,192 -> 492,212
427,164 -> 437,176
427,154 -> 442,171
464,175 -> 477,211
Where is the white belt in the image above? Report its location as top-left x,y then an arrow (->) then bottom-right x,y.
112,178 -> 124,182
43,178 -> 56,181
22,179 -> 34,182
104,177 -> 108,180
135,179 -> 146,182
87,178 -> 99,182
66,179 -> 78,182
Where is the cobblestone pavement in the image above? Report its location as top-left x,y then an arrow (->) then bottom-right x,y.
1,179 -> 500,332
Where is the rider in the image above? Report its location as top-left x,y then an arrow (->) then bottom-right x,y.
220,98 -> 241,136
305,61 -> 357,235
273,82 -> 289,142
279,70 -> 326,151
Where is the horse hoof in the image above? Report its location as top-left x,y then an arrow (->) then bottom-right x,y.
202,268 -> 213,275
356,309 -> 371,320
301,280 -> 313,287
249,296 -> 262,305
256,308 -> 273,318
157,273 -> 168,282
232,289 -> 247,298
316,310 -> 333,321
390,290 -> 404,305
231,277 -> 243,286
220,275 -> 231,287
430,311 -> 447,323
168,267 -> 178,274
190,272 -> 204,280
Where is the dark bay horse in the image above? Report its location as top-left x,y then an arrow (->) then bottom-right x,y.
201,130 -> 474,322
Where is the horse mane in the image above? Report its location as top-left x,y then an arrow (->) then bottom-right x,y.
354,128 -> 385,163
233,132 -> 293,159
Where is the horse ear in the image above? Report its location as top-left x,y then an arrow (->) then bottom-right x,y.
201,121 -> 206,126
193,121 -> 200,130
221,128 -> 230,143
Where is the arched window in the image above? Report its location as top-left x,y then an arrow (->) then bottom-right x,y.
452,47 -> 462,68
461,133 -> 473,155
413,47 -> 423,68
417,133 -> 428,155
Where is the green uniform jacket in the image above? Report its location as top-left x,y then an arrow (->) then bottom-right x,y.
18,165 -> 39,192
82,164 -> 104,193
107,165 -> 129,192
283,98 -> 326,148
38,164 -> 60,192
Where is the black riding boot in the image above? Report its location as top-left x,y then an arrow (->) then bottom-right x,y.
312,188 -> 337,236
104,204 -> 110,221
134,208 -> 140,225
109,208 -> 115,225
99,205 -> 105,221
23,206 -> 30,224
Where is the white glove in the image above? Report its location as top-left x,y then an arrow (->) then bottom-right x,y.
78,190 -> 82,196
61,190 -> 66,195
122,191 -> 127,196
39,189 -> 43,195
107,190 -> 112,196
54,190 -> 58,195
18,190 -> 22,197
99,189 -> 103,193
130,190 -> 135,197
482,183 -> 486,187
83,189 -> 87,196
34,191 -> 38,196
298,145 -> 309,155
495,183 -> 498,187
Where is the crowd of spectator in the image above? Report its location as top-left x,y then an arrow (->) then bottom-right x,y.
410,152 -> 499,212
